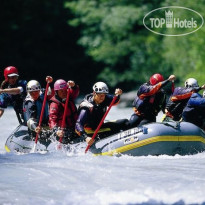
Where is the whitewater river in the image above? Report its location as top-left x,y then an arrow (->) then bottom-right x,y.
1,108 -> 205,205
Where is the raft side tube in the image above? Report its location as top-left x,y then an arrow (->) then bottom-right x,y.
91,122 -> 205,156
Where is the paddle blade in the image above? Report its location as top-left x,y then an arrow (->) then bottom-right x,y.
31,143 -> 37,153
85,145 -> 90,153
56,143 -> 62,150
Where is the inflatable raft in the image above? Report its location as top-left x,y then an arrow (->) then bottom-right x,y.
5,121 -> 205,156
5,125 -> 53,153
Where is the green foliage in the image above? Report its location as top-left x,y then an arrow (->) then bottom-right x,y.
0,0 -> 99,93
162,0 -> 205,86
65,0 -> 167,91
66,0 -> 205,91
2,0 -> 204,94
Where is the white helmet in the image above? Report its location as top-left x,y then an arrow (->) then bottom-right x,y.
184,78 -> 199,88
93,82 -> 109,94
27,80 -> 41,92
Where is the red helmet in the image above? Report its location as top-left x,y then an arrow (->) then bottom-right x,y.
149,73 -> 164,85
4,66 -> 19,80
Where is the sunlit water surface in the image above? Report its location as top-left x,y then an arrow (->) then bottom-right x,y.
0,108 -> 205,205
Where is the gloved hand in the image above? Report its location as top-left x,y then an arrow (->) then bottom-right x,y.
81,133 -> 95,146
56,129 -> 64,138
86,137 -> 95,146
35,126 -> 41,134
0,109 -> 4,117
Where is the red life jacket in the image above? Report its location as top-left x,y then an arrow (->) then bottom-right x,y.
49,96 -> 78,129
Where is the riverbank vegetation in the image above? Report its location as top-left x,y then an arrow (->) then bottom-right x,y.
1,0 -> 204,93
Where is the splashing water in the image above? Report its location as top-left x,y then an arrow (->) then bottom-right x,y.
0,108 -> 205,205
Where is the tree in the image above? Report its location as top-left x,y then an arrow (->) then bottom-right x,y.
65,0 -> 167,91
0,0 -> 99,93
162,0 -> 205,87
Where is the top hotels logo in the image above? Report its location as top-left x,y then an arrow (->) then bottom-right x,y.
143,6 -> 204,36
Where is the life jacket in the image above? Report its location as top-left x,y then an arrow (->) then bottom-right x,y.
49,95 -> 78,129
23,92 -> 49,125
7,80 -> 27,107
77,93 -> 120,130
182,93 -> 205,128
132,82 -> 166,117
166,87 -> 194,120
0,80 -> 27,124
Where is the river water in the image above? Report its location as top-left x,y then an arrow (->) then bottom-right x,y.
0,108 -> 205,205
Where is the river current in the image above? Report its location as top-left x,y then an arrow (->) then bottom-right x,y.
0,108 -> 205,205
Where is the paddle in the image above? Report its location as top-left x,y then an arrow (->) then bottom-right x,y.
85,95 -> 118,153
172,80 -> 175,93
31,80 -> 50,153
161,80 -> 175,122
57,87 -> 70,149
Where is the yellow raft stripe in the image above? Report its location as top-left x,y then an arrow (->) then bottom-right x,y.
85,127 -> 111,134
93,135 -> 205,156
5,145 -> 11,152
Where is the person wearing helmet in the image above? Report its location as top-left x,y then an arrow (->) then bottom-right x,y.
23,76 -> 53,137
75,82 -> 128,146
49,79 -> 79,144
182,89 -> 205,130
0,66 -> 27,124
129,73 -> 176,128
163,78 -> 205,121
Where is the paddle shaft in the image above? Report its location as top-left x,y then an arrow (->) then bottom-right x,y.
172,81 -> 175,93
33,82 -> 50,148
59,88 -> 70,143
85,95 -> 118,153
